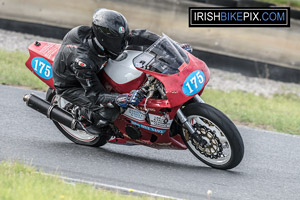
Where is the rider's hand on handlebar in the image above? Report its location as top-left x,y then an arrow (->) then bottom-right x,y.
115,89 -> 145,108
180,43 -> 193,53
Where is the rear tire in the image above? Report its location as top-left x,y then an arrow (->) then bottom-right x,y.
180,102 -> 244,169
46,88 -> 111,147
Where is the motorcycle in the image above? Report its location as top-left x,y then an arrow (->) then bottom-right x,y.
23,34 -> 244,169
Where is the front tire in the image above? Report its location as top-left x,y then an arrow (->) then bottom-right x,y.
180,102 -> 244,169
46,88 -> 111,147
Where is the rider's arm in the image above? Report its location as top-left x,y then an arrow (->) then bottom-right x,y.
71,57 -> 106,103
127,29 -> 160,46
72,57 -> 144,108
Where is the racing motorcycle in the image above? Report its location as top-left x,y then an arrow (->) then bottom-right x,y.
23,35 -> 244,169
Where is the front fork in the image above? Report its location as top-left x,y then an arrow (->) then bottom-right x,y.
193,94 -> 205,103
176,95 -> 207,147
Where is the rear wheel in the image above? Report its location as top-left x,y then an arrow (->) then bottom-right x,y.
46,88 -> 111,147
180,102 -> 244,169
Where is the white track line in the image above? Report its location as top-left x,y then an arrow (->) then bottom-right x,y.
42,172 -> 184,200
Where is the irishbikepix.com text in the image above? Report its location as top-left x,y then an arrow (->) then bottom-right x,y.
189,8 -> 290,27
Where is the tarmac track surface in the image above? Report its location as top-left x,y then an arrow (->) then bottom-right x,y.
0,85 -> 299,200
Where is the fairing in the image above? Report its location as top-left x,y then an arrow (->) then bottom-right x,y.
24,34 -> 210,150
136,54 -> 210,107
133,34 -> 189,75
133,35 -> 210,107
25,41 -> 61,89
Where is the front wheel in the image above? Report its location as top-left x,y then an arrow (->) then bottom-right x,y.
46,88 -> 111,147
180,103 -> 244,169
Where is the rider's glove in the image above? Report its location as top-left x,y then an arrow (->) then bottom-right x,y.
180,43 -> 193,53
115,90 -> 145,108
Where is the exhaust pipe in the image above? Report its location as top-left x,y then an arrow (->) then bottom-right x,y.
23,94 -> 81,130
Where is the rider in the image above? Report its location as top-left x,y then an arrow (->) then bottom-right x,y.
53,8 -> 192,136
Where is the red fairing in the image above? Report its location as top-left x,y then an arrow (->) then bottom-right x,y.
137,53 -> 210,107
25,41 -> 61,89
99,70 -> 147,93
113,113 -> 187,150
24,41 -> 208,150
102,52 -> 210,149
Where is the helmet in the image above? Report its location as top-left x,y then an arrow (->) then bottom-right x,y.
92,8 -> 129,59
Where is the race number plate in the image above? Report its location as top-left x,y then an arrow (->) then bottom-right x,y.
182,70 -> 205,95
31,57 -> 53,79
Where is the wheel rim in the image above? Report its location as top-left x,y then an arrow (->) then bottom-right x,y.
52,95 -> 97,142
184,115 -> 232,166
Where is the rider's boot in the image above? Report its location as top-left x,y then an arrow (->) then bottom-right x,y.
72,107 -> 106,136
75,107 -> 121,137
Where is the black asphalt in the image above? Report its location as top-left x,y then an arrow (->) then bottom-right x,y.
0,85 -> 299,200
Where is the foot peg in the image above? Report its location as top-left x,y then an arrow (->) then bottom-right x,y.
76,120 -> 116,137
85,125 -> 103,136
76,122 -> 102,136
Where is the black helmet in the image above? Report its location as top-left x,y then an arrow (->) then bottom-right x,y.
92,8 -> 129,59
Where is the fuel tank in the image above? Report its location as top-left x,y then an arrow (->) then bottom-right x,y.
100,50 -> 147,93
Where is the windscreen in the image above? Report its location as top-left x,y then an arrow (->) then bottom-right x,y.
133,34 -> 189,75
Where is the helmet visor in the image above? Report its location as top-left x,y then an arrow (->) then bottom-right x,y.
93,25 -> 128,58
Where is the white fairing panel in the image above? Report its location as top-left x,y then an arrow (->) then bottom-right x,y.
104,50 -> 143,84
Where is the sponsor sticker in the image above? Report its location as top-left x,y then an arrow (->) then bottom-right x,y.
124,108 -> 145,121
79,62 -> 86,67
31,57 -> 53,79
148,113 -> 173,129
130,121 -> 165,134
119,26 -> 125,33
66,44 -> 78,48
75,58 -> 86,67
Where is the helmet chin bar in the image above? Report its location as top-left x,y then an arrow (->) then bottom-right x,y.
93,37 -> 120,60
93,37 -> 105,51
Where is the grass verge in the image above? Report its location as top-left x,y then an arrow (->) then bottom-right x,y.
0,161 -> 154,200
202,89 -> 300,135
0,49 -> 48,90
1,50 -> 299,135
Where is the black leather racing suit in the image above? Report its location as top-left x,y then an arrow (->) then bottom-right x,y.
53,26 -> 159,124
